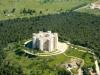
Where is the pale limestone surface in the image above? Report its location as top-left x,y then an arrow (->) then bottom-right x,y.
33,31 -> 58,52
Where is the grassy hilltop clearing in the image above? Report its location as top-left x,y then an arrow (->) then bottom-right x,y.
4,42 -> 94,75
0,0 -> 96,20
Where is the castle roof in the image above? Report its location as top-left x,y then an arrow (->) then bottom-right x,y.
33,31 -> 57,40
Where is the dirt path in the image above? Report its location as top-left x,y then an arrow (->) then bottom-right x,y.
73,4 -> 89,11
63,53 -> 84,75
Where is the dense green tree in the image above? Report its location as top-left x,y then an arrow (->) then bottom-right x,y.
0,11 -> 100,74
0,60 -> 24,75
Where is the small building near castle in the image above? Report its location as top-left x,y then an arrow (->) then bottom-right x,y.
90,2 -> 100,9
32,31 -> 58,52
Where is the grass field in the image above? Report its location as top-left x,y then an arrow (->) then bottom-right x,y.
6,49 -> 71,75
74,0 -> 100,15
0,0 -> 96,20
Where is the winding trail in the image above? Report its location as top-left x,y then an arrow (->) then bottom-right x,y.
73,4 -> 89,11
63,53 -> 84,66
71,44 -> 100,75
24,39 -> 32,45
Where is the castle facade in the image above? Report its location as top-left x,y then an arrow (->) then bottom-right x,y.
32,31 -> 58,52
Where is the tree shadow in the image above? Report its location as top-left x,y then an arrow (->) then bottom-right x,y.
25,41 -> 33,49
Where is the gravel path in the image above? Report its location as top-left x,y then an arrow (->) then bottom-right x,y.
24,42 -> 69,56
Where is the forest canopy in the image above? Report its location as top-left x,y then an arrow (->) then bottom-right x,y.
0,11 -> 100,74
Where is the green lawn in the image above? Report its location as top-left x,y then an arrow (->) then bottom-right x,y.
6,49 -> 71,75
48,54 -> 71,67
4,44 -> 59,74
0,0 -> 96,20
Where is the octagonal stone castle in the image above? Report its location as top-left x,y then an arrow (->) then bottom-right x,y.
32,31 -> 58,52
